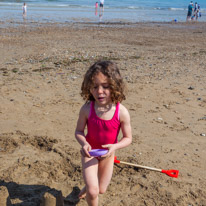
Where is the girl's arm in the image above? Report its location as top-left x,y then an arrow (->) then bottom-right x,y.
102,104 -> 132,155
115,104 -> 132,149
75,103 -> 91,157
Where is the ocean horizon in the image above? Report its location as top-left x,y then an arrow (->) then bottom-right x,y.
0,0 -> 206,24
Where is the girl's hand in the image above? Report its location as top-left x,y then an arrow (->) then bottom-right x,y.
101,144 -> 116,158
80,143 -> 92,158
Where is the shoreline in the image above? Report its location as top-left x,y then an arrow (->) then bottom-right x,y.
1,18 -> 206,29
0,6 -> 206,26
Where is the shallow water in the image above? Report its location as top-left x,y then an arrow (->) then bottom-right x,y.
0,0 -> 205,24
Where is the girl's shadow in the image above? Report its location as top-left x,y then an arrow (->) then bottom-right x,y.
64,186 -> 80,206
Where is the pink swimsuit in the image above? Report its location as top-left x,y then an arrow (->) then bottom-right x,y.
86,101 -> 121,149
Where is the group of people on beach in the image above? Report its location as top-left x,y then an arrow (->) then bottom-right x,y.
187,1 -> 201,21
22,0 -> 105,21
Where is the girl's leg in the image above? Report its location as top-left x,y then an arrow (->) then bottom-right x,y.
98,153 -> 114,194
81,156 -> 99,206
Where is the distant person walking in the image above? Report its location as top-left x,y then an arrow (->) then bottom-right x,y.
195,3 -> 201,20
194,2 -> 198,12
95,2 -> 98,16
186,1 -> 193,21
99,0 -> 104,21
198,3 -> 201,18
191,2 -> 201,21
22,2 -> 27,17
99,0 -> 104,12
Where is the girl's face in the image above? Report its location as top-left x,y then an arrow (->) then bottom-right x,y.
90,72 -> 111,106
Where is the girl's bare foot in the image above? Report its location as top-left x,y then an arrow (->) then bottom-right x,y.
78,186 -> 86,199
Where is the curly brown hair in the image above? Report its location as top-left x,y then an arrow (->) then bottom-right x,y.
81,61 -> 126,103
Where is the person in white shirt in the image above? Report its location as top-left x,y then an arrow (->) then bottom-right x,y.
99,0 -> 104,12
22,2 -> 27,17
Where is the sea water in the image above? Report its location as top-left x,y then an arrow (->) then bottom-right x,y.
0,0 -> 205,24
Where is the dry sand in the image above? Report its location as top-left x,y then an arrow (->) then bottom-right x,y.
0,21 -> 206,206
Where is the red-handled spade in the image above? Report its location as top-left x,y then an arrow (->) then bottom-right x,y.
114,156 -> 179,178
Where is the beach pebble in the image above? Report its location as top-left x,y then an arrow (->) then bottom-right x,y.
120,199 -> 129,205
142,174 -> 147,178
188,86 -> 194,90
200,133 -> 206,137
198,116 -> 206,121
71,76 -> 77,80
163,104 -> 169,109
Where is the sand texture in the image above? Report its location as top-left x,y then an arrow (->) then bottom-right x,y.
0,22 -> 206,206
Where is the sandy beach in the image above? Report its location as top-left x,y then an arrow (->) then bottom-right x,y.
0,21 -> 206,205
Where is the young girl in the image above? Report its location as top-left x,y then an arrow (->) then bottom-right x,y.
75,60 -> 132,206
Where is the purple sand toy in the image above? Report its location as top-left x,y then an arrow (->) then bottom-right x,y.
89,149 -> 108,157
